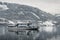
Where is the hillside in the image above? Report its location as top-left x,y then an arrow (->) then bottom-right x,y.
0,2 -> 54,22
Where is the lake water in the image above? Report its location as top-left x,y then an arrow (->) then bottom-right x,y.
0,25 -> 60,40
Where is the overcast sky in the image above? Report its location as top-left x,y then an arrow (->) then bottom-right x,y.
0,0 -> 60,15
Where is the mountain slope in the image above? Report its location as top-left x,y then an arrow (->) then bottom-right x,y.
0,2 -> 54,22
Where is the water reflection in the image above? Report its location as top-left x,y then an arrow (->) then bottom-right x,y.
0,26 -> 60,40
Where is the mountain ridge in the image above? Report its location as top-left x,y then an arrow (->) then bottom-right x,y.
0,2 -> 54,22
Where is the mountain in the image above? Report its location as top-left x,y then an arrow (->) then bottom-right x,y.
54,14 -> 60,22
0,2 -> 54,22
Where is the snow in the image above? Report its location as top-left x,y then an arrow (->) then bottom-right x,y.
41,14 -> 44,16
39,20 -> 56,32
18,11 -> 24,15
31,12 -> 40,19
0,5 -> 9,11
8,20 -> 15,24
43,20 -> 54,26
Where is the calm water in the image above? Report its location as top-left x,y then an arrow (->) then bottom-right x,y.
0,25 -> 60,40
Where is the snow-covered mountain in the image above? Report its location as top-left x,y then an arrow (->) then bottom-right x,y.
0,2 -> 54,22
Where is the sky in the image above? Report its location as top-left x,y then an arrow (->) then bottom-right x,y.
0,0 -> 60,15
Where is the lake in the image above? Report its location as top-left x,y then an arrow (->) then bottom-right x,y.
0,25 -> 60,40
